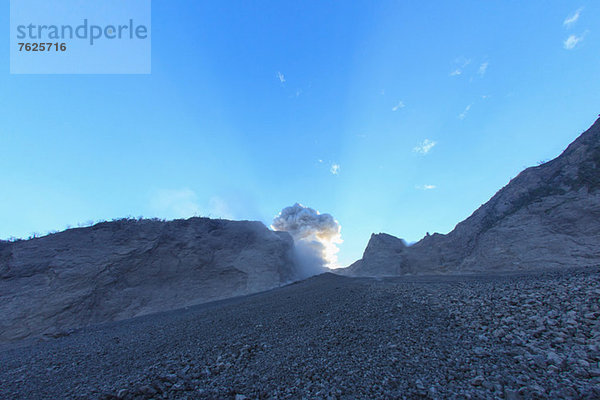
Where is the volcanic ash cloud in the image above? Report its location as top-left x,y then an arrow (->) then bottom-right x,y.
272,203 -> 342,276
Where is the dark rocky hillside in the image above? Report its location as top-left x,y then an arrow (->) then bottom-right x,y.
0,268 -> 598,399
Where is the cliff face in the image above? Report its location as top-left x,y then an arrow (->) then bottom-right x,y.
0,218 -> 297,343
345,117 -> 600,276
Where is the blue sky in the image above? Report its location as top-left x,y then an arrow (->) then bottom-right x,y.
1,1 -> 599,266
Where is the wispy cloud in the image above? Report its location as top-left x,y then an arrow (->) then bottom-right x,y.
458,104 -> 472,120
277,71 -> 285,83
416,184 -> 436,190
392,101 -> 405,111
413,139 -> 437,155
449,58 -> 471,77
478,62 -> 489,76
330,164 -> 340,175
564,8 -> 583,27
563,33 -> 585,50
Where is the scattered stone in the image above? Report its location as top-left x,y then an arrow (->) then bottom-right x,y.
2,267 -> 600,399
470,375 -> 484,386
546,351 -> 562,366
138,385 -> 156,396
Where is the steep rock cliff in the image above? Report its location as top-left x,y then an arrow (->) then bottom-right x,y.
0,218 -> 297,343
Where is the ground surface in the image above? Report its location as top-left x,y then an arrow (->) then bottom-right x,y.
1,267 -> 599,399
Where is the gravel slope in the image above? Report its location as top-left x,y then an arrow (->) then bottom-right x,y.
1,268 -> 599,399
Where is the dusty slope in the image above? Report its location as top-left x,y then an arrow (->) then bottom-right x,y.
345,117 -> 600,276
0,269 -> 599,399
0,218 -> 296,343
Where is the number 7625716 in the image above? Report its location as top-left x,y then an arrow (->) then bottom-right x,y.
18,43 -> 67,51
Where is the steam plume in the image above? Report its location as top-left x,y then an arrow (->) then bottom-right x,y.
272,203 -> 342,276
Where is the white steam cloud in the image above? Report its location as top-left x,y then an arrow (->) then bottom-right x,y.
272,203 -> 342,277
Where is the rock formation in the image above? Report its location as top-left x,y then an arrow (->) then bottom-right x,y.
344,117 -> 600,276
0,218 -> 297,343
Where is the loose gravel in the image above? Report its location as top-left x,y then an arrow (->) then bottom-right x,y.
1,267 -> 599,399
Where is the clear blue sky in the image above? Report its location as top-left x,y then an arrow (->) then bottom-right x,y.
1,1 -> 599,266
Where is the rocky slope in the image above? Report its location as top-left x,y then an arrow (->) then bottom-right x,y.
0,218 -> 297,343
345,117 -> 600,276
0,268 -> 598,399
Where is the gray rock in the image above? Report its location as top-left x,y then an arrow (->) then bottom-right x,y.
546,351 -> 562,366
470,375 -> 484,386
342,233 -> 408,276
138,385 -> 156,396
0,218 -> 298,344
504,388 -> 520,400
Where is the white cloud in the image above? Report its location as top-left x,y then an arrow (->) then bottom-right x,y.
564,34 -> 585,50
413,139 -> 437,155
416,184 -> 436,190
564,8 -> 583,27
277,71 -> 285,83
458,104 -> 472,120
330,164 -> 340,175
478,62 -> 489,76
392,101 -> 405,111
449,58 -> 471,76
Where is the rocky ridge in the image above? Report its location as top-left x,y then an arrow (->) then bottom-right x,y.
345,117 -> 600,276
0,217 -> 297,344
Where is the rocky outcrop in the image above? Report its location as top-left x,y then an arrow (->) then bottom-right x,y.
0,218 -> 297,343
345,117 -> 600,276
344,233 -> 408,276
